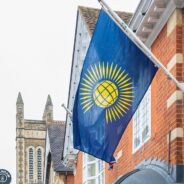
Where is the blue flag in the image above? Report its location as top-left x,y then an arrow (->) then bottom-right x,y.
73,10 -> 157,163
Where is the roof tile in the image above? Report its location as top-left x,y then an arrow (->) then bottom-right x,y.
78,6 -> 133,35
48,121 -> 73,172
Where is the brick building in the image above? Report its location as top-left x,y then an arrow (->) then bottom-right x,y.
62,0 -> 184,183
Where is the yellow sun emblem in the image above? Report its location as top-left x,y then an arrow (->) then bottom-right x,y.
80,62 -> 134,123
93,80 -> 118,108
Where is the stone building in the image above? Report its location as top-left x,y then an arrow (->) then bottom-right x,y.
62,1 -> 184,184
16,93 -> 53,184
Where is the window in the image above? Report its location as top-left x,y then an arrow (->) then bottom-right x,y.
29,148 -> 34,181
132,87 -> 151,153
37,148 -> 42,181
83,154 -> 105,184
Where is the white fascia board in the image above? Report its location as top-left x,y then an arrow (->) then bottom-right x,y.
43,130 -> 50,183
129,0 -> 183,47
173,0 -> 184,8
129,0 -> 145,28
145,0 -> 176,47
63,11 -> 91,167
63,12 -> 81,159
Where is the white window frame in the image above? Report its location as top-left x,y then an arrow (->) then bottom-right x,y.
132,87 -> 151,154
83,153 -> 105,184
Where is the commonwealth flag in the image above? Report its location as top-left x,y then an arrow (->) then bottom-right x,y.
73,10 -> 158,163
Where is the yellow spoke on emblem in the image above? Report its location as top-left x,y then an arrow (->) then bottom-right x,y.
87,69 -> 97,83
111,64 -> 117,80
95,64 -> 100,79
115,70 -> 125,83
109,63 -> 113,79
106,62 -> 109,79
98,63 -> 103,78
113,67 -> 121,81
81,83 -> 93,89
82,78 -> 94,87
90,65 -> 98,81
117,74 -> 129,85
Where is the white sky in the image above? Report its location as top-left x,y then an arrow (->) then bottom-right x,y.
0,0 -> 140,182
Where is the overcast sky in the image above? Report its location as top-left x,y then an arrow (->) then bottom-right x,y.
0,0 -> 140,182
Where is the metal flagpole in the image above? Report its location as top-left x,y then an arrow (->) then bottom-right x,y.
98,0 -> 184,92
61,103 -> 72,118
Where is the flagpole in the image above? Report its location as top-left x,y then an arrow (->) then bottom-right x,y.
98,0 -> 184,92
61,103 -> 72,118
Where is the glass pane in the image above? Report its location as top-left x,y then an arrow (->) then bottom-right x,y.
142,125 -> 149,142
134,137 -> 140,149
101,172 -> 104,184
87,163 -> 95,177
88,179 -> 95,184
98,176 -> 100,184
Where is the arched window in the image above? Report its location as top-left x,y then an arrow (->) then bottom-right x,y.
37,148 -> 42,181
29,148 -> 34,181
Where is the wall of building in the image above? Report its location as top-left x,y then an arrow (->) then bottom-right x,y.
73,153 -> 83,184
71,8 -> 184,184
104,8 -> 184,184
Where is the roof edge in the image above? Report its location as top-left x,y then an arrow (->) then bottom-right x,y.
129,0 -> 181,47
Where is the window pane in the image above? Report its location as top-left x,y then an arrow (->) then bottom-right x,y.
37,148 -> 42,181
133,87 -> 151,152
101,172 -> 104,184
87,163 -> 95,177
83,153 -> 104,184
29,148 -> 34,180
98,176 -> 100,184
142,125 -> 149,141
88,179 -> 95,184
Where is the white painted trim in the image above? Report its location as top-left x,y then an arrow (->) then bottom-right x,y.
167,53 -> 183,71
167,90 -> 183,108
129,0 -> 180,47
167,9 -> 183,36
167,127 -> 184,143
115,150 -> 123,162
146,0 -> 176,47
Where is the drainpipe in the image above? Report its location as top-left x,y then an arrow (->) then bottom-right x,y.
168,130 -> 171,175
64,172 -> 68,184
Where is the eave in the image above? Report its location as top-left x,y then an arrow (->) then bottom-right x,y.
129,0 -> 184,47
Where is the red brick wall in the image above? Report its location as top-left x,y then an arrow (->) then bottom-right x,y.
104,10 -> 184,184
73,152 -> 83,184
67,175 -> 74,184
72,9 -> 184,184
